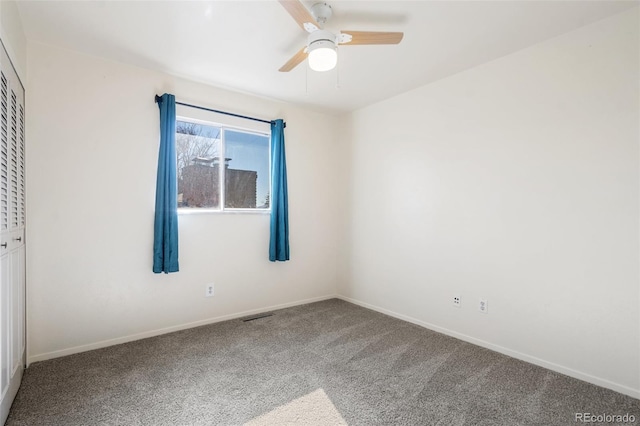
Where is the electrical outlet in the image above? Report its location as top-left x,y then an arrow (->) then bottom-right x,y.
205,284 -> 215,297
479,298 -> 488,313
453,295 -> 461,308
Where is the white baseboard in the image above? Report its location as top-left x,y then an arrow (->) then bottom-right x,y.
336,295 -> 640,400
27,294 -> 337,365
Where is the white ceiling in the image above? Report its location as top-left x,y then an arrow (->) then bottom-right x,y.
16,0 -> 637,113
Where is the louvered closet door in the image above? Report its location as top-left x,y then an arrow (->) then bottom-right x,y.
1,71 -> 8,237
0,40 -> 25,426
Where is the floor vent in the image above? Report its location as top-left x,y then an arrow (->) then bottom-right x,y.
242,313 -> 274,322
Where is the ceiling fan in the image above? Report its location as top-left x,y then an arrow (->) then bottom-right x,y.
278,0 -> 404,72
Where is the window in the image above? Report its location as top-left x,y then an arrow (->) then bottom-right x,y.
175,114 -> 270,212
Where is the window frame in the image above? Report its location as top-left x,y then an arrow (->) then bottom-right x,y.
175,112 -> 271,215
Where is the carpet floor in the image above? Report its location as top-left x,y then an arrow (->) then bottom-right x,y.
6,299 -> 640,425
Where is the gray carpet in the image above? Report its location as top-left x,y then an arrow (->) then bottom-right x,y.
6,299 -> 640,425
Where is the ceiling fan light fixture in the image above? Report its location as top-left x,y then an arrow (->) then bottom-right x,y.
308,40 -> 337,72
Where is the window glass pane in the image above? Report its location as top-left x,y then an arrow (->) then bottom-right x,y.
176,120 -> 221,209
224,129 -> 270,209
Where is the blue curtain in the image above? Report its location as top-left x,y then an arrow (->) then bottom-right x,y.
153,93 -> 179,273
269,119 -> 289,261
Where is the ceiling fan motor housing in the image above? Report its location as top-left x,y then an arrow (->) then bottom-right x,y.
307,29 -> 336,47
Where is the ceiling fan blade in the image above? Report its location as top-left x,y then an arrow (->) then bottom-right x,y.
279,47 -> 308,72
339,31 -> 404,45
278,0 -> 319,32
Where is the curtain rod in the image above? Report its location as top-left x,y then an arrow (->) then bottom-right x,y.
154,95 -> 285,128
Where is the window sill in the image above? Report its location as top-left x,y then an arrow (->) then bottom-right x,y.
177,208 -> 271,216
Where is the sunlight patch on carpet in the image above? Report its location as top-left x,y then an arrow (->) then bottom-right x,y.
244,389 -> 347,426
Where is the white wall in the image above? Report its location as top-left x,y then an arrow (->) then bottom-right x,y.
0,0 -> 26,81
341,8 -> 639,398
25,42 -> 344,362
